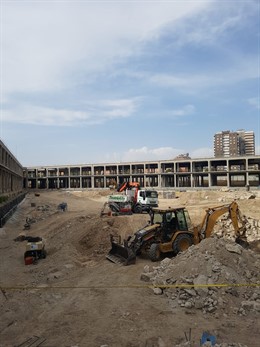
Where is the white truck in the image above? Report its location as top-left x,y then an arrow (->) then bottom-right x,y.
107,182 -> 158,214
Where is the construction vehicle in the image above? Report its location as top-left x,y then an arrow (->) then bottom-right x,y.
106,201 -> 248,265
24,236 -> 47,265
58,202 -> 68,211
102,181 -> 158,215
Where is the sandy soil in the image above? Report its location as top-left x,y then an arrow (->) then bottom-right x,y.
0,189 -> 259,347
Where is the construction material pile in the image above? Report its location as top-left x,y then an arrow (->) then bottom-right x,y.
214,215 -> 260,242
141,237 -> 260,316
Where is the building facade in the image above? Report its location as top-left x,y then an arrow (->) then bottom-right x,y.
239,130 -> 255,156
214,130 -> 255,157
24,155 -> 260,190
0,140 -> 24,196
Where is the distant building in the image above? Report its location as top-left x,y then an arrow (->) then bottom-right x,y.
0,139 -> 24,195
238,130 -> 255,156
214,130 -> 255,157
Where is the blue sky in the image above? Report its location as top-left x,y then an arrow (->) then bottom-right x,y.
1,0 -> 259,166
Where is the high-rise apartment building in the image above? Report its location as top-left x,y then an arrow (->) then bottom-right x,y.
238,130 -> 255,156
214,130 -> 255,157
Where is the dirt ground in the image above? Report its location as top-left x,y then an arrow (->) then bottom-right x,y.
0,188 -> 260,347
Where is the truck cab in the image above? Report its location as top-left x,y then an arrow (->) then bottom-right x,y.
126,188 -> 158,212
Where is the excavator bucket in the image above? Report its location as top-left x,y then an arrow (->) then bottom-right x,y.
235,236 -> 249,249
106,236 -> 136,265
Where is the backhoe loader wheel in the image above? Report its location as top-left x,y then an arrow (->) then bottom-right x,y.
173,234 -> 192,255
149,243 -> 161,262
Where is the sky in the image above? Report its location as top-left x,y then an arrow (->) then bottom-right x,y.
0,0 -> 259,167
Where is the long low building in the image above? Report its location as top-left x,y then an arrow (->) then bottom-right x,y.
0,140 -> 24,196
24,155 -> 260,190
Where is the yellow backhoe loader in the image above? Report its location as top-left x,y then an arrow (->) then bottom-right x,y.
106,201 -> 248,265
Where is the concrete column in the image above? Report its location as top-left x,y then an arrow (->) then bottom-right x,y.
174,174 -> 177,188
207,161 -> 210,188
24,169 -> 28,189
227,174 -> 230,187
68,167 -> 71,189
36,169 -> 39,189
173,163 -> 176,188
158,172 -> 162,188
79,176 -> 82,189
91,166 -> 94,188
56,177 -> 59,189
79,167 -> 82,189
227,159 -> 230,187
191,174 -> 194,188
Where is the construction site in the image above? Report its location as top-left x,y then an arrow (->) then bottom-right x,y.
0,186 -> 259,346
2,0 -> 260,343
0,140 -> 260,346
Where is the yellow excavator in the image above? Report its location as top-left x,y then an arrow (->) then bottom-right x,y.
106,201 -> 248,265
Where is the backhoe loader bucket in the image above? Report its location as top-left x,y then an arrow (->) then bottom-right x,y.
106,236 -> 136,265
235,235 -> 249,249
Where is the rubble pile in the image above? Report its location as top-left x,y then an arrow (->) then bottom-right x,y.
214,215 -> 260,242
141,238 -> 260,316
25,203 -> 59,224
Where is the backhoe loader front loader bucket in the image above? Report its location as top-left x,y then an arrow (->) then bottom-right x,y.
106,236 -> 136,265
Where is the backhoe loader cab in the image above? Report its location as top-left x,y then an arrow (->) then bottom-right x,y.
150,207 -> 192,233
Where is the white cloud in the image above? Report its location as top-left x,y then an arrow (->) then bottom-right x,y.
122,146 -> 185,162
2,1 -> 210,95
173,13 -> 242,48
150,74 -> 192,88
170,105 -> 195,117
149,59 -> 259,92
247,97 -> 260,110
168,0 -> 257,48
2,98 -> 139,126
99,99 -> 139,118
190,147 -> 214,159
150,74 -> 213,91
119,146 -> 214,162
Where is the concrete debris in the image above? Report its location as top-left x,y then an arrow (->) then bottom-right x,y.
141,238 -> 260,315
37,205 -> 51,211
220,188 -> 230,192
153,287 -> 163,295
225,243 -> 242,254
214,215 -> 260,242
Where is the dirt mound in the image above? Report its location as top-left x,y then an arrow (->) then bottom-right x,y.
33,212 -> 148,270
141,237 -> 260,318
76,214 -> 148,257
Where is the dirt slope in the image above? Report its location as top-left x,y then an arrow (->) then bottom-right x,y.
0,189 -> 259,347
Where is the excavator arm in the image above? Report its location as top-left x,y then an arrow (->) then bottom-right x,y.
195,201 -> 247,245
117,181 -> 140,192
